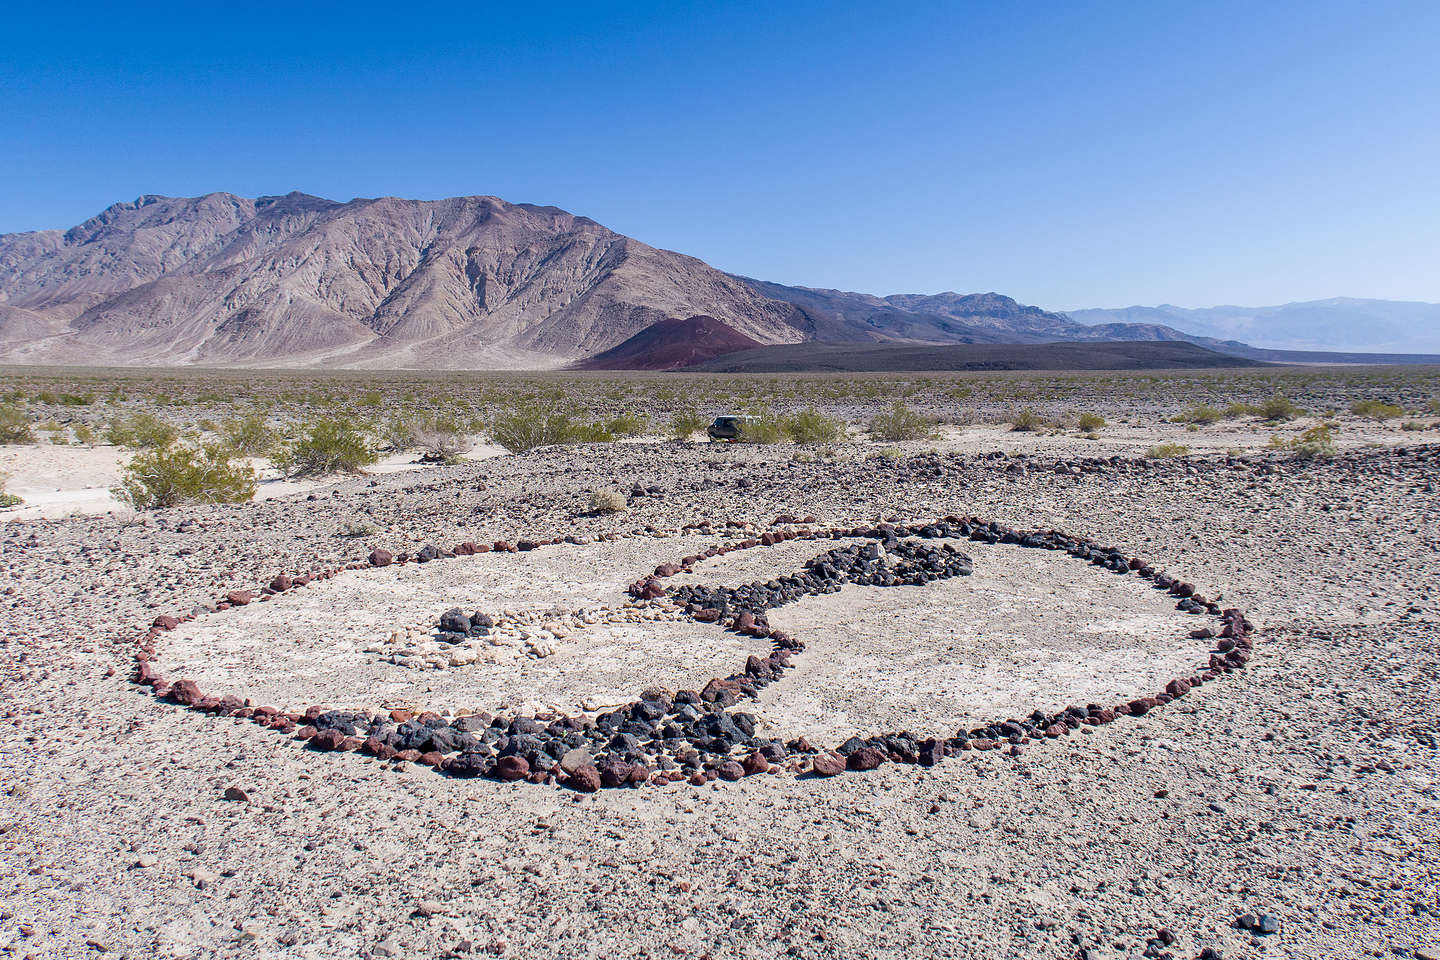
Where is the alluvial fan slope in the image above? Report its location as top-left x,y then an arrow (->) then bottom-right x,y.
0,193 -> 807,368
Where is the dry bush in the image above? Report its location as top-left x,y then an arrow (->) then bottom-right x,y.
1076,412 -> 1105,432
589,489 -> 628,513
1268,425 -> 1336,459
1259,393 -> 1305,422
1171,404 -> 1222,425
1009,407 -> 1044,432
1145,442 -> 1191,458
1349,399 -> 1404,420
868,401 -> 933,441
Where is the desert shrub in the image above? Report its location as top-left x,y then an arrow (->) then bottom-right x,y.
1145,442 -> 1191,458
735,413 -> 790,444
1349,399 -> 1404,420
787,407 -> 845,444
604,411 -> 650,438
341,519 -> 380,538
220,414 -> 278,457
1171,404 -> 1222,425
1223,402 -> 1258,419
377,413 -> 423,452
1268,425 -> 1336,460
589,489 -> 628,514
1009,407 -> 1044,432
273,419 -> 379,477
1401,420 -> 1426,432
112,442 -> 257,509
670,410 -> 707,440
53,393 -> 94,406
1429,398 -> 1440,415
868,401 -> 933,441
1259,393 -> 1304,422
0,403 -> 34,444
1076,412 -> 1105,432
488,405 -> 615,452
869,446 -> 903,461
416,416 -> 473,463
0,473 -> 20,508
72,423 -> 99,447
105,413 -> 179,449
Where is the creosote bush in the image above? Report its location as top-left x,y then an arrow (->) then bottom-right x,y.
1171,404 -> 1222,425
734,413 -> 790,444
489,406 -> 616,452
220,414 -> 278,457
1009,408 -> 1044,432
868,401 -> 933,441
105,413 -> 179,449
589,489 -> 628,514
1268,425 -> 1337,460
0,472 -> 21,508
273,419 -> 379,477
112,442 -> 257,509
786,407 -> 846,444
670,410 -> 707,440
1076,412 -> 1105,432
1349,399 -> 1404,420
1259,393 -> 1305,422
0,403 -> 35,444
1145,442 -> 1191,458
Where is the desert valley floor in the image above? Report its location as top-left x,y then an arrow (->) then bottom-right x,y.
1,370 -> 1438,960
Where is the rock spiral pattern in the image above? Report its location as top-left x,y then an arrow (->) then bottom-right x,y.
128,516 -> 1256,791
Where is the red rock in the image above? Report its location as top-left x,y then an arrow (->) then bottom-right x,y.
152,615 -> 179,631
566,765 -> 601,792
196,696 -> 220,712
496,756 -> 530,781
599,761 -> 633,788
692,607 -> 721,623
251,704 -> 278,718
474,543 -> 491,553
847,746 -> 886,771
1044,724 -> 1066,738
268,575 -> 293,592
303,705 -> 326,721
169,679 -> 203,706
742,752 -> 769,776
494,541 -> 515,553
395,749 -> 422,763
654,562 -> 682,578
716,761 -> 745,781
225,590 -> 254,607
389,709 -> 413,723
1127,698 -> 1151,716
419,751 -> 446,767
810,753 -> 845,776
627,764 -> 651,784
310,729 -> 345,750
1165,678 -> 1191,697
733,611 -> 756,632
639,580 -> 666,600
369,548 -> 393,567
223,786 -> 249,802
135,661 -> 160,686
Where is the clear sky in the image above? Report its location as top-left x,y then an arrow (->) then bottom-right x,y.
3,0 -> 1437,311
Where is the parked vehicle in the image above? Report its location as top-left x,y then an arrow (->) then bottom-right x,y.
706,415 -> 757,441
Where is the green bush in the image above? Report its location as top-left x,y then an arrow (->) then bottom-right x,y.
105,413 -> 179,449
0,473 -> 20,508
112,442 -> 257,509
1349,399 -> 1404,420
868,401 -> 933,441
1259,393 -> 1304,422
220,414 -> 278,457
273,419 -> 379,477
735,413 -> 790,444
1076,412 -> 1105,432
0,403 -> 34,444
1268,425 -> 1336,459
604,411 -> 650,438
1401,420 -> 1426,432
786,407 -> 845,444
670,410 -> 707,440
488,406 -> 615,452
1223,402 -> 1259,419
1009,408 -> 1044,432
1171,404 -> 1222,425
72,423 -> 99,447
1145,442 -> 1191,458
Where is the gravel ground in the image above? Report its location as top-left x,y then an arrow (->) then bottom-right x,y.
2,436 -> 1439,960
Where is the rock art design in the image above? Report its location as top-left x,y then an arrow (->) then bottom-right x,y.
128,517 -> 1255,790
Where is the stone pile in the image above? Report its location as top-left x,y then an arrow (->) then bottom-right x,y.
127,515 -> 1256,791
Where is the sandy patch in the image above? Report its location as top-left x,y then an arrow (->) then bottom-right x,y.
0,441 -> 509,521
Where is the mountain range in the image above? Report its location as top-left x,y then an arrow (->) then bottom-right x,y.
0,191 -> 1434,368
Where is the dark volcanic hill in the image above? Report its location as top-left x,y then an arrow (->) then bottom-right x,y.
574,315 -> 762,370
684,340 -> 1267,373
0,193 -> 807,368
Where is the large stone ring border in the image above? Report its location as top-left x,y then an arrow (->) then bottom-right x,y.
127,516 -> 1256,790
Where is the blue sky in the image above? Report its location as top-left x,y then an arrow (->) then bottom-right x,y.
3,0 -> 1437,310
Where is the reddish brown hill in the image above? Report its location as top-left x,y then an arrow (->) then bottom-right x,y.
573,315 -> 762,370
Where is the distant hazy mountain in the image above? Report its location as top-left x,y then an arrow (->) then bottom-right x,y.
0,192 -> 807,368
1067,299 -> 1440,354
